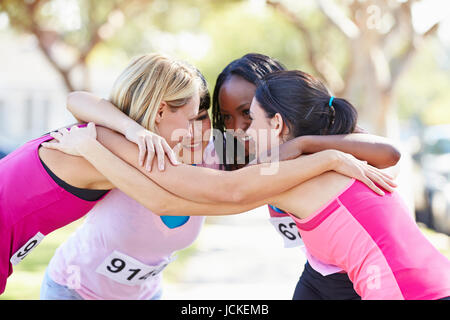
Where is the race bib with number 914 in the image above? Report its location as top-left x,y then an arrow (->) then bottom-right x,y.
96,251 -> 173,286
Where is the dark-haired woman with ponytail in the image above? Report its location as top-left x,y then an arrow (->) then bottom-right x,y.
242,70 -> 450,299
212,54 -> 403,300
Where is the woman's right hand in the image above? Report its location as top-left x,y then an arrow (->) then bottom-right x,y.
328,150 -> 397,195
42,122 -> 97,156
124,123 -> 179,171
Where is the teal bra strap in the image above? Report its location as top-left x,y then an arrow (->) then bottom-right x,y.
268,204 -> 287,214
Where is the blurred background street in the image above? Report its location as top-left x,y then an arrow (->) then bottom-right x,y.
1,0 -> 450,299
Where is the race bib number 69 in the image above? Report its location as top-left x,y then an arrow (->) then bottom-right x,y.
96,251 -> 172,286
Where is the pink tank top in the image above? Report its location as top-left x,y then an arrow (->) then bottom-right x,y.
289,179 -> 450,300
0,134 -> 108,294
47,139 -> 220,300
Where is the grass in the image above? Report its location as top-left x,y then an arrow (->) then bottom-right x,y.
419,224 -> 450,258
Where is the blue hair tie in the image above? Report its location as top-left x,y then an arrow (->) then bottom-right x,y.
329,96 -> 334,107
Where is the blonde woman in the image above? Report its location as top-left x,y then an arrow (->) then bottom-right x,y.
0,53 -> 195,294
40,68 -> 217,299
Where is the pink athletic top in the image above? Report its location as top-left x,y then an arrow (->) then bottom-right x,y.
47,139 -> 220,300
0,133 -> 108,294
288,178 -> 450,300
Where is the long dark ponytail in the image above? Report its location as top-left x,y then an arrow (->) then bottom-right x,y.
255,70 -> 358,138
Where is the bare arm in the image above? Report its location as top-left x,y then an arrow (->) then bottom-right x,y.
302,134 -> 401,168
67,91 -> 178,170
72,137 -> 268,216
43,138 -> 266,216
41,128 -> 270,216
66,92 -> 396,200
44,125 -> 395,207
67,92 -> 131,135
93,127 -> 342,204
276,133 -> 401,169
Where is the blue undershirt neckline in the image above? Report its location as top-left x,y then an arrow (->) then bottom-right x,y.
269,204 -> 287,214
160,215 -> 190,229
161,166 -> 286,228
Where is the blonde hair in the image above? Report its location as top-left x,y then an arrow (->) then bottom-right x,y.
110,53 -> 204,133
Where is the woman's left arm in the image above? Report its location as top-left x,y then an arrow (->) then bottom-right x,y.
277,133 -> 401,169
43,125 -> 396,205
66,91 -> 178,170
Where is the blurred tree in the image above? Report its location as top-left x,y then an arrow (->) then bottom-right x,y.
0,0 -> 447,132
266,0 -> 443,136
0,0 -> 154,91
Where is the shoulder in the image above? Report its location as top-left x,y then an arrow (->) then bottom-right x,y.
94,125 -> 141,170
95,126 -> 135,150
39,141 -> 112,189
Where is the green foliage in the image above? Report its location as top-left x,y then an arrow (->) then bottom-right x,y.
397,42 -> 450,125
2,0 -> 449,125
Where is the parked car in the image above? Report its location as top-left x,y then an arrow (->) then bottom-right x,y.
414,125 -> 450,235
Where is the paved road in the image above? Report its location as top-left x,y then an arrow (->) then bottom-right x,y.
163,206 -> 307,300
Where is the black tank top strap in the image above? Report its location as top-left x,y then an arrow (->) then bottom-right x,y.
38,147 -> 109,201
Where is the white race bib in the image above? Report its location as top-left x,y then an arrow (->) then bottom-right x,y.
10,232 -> 45,266
96,251 -> 173,286
269,217 -> 303,248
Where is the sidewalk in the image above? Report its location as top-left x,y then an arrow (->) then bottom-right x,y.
163,206 -> 307,300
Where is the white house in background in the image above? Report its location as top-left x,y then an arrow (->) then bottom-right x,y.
0,31 -> 121,147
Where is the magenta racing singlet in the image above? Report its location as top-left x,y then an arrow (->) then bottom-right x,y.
0,133 -> 109,294
288,179 -> 450,300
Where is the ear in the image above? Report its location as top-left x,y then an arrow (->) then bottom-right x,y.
270,113 -> 288,138
155,101 -> 168,125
